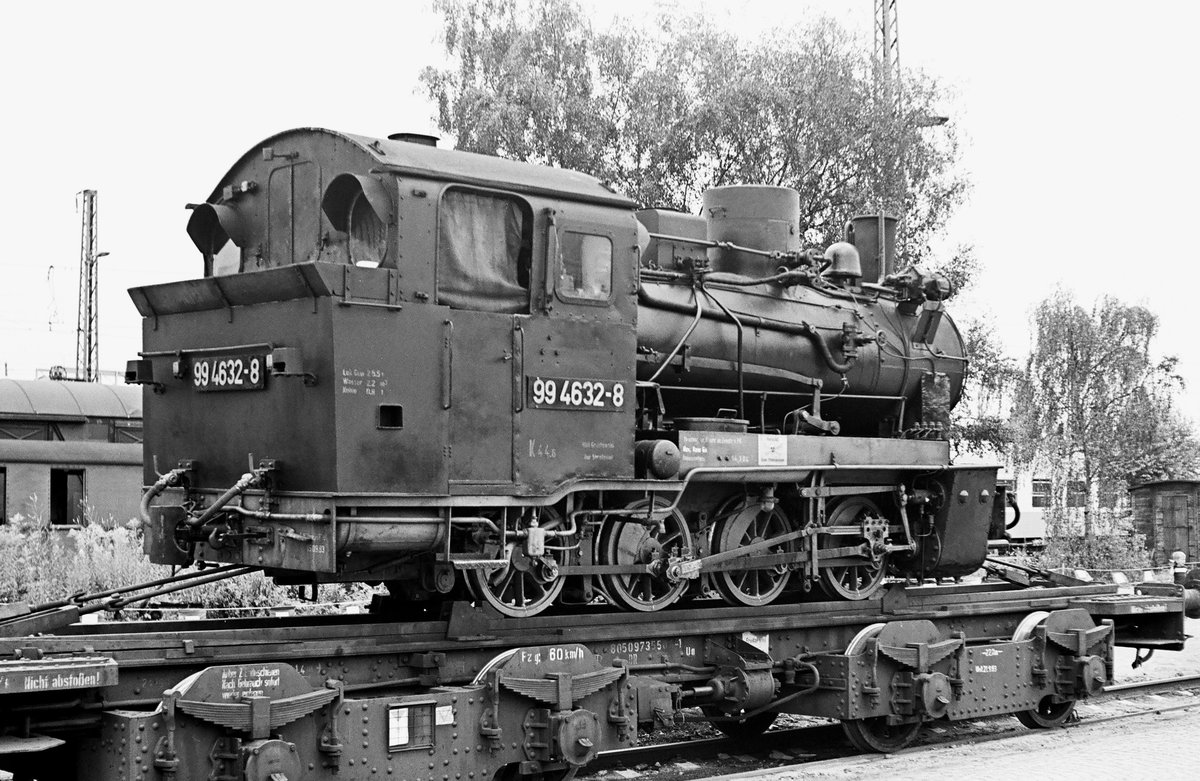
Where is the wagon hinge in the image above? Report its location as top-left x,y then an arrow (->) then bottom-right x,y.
1030,630 -> 1049,686
318,679 -> 344,768
153,691 -> 180,780
480,671 -> 504,752
950,631 -> 967,695
606,662 -> 634,742
863,639 -> 882,704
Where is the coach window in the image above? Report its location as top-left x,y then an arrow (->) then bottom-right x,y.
557,232 -> 612,303
437,188 -> 532,314
0,467 -> 6,524
1067,480 -> 1087,508
50,468 -> 85,526
1030,478 -> 1051,508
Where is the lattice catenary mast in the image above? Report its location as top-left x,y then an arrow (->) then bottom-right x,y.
75,189 -> 101,382
874,0 -> 901,113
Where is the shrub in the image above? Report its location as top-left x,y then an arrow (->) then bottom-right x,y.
1034,507 -> 1150,576
0,518 -> 372,616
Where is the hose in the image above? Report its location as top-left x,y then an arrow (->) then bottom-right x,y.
139,467 -> 190,526
186,471 -> 263,528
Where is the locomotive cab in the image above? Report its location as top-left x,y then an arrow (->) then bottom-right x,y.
131,128 -> 641,595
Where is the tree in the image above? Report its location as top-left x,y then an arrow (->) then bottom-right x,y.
950,312 -> 1022,458
1013,289 -> 1199,539
421,0 -> 966,261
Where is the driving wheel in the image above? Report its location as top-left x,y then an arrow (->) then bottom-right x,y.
819,497 -> 888,600
465,507 -> 569,618
597,498 -> 693,611
710,496 -> 795,607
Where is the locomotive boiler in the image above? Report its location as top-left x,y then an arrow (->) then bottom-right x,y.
128,127 -> 997,617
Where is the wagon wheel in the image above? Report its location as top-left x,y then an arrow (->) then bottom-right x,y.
465,507 -> 569,618
701,706 -> 778,739
819,497 -> 888,601
710,496 -> 795,607
490,763 -> 576,781
1011,611 -> 1077,728
597,498 -> 693,612
839,623 -> 923,752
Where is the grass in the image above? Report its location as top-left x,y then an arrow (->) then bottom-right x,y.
2,504 -> 371,616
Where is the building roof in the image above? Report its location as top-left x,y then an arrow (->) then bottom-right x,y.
1131,479 -> 1200,491
0,378 -> 141,420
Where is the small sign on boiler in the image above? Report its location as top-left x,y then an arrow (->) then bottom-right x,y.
758,435 -> 787,466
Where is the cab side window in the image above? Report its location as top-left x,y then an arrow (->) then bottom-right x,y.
557,232 -> 612,302
437,189 -> 532,313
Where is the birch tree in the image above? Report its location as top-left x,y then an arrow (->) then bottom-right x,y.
421,0 -> 965,260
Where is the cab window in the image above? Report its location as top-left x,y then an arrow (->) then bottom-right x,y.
437,189 -> 532,313
557,232 -> 612,302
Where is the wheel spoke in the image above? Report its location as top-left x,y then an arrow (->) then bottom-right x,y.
819,498 -> 887,600
494,567 -> 516,596
467,509 -> 566,617
598,502 -> 691,612
712,498 -> 793,607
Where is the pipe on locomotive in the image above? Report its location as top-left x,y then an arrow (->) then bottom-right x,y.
646,288 -> 705,384
699,280 -> 746,419
638,286 -> 858,375
186,471 -> 264,528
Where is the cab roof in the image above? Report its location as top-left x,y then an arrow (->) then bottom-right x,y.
210,127 -> 636,209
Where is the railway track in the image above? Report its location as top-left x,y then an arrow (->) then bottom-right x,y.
584,674 -> 1200,780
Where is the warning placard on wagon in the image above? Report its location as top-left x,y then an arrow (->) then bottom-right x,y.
757,435 -> 787,466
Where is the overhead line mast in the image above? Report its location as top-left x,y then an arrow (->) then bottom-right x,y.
874,0 -> 902,114
75,189 -> 104,382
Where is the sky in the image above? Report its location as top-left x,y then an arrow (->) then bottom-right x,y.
1,0 -> 1198,416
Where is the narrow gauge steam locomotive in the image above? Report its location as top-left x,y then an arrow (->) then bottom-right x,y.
128,128 -> 997,617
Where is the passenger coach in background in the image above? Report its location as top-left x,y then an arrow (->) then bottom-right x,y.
129,127 -> 998,616
0,378 -> 142,526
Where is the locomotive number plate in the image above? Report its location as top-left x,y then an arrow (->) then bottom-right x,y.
193,353 -> 266,392
527,376 -> 629,411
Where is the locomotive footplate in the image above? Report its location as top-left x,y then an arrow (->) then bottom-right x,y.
0,581 -> 1193,779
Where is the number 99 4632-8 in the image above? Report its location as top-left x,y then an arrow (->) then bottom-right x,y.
193,354 -> 265,392
528,377 -> 627,411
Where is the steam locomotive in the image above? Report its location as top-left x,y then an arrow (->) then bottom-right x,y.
128,128 -> 998,617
